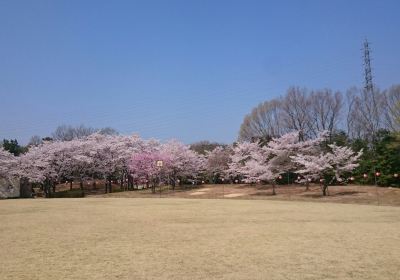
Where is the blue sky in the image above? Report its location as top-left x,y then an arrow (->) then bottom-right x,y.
1,0 -> 399,144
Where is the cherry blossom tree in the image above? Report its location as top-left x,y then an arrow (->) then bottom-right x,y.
227,141 -> 261,181
226,140 -> 281,194
239,148 -> 273,183
15,142 -> 58,197
68,139 -> 93,191
0,133 -> 207,197
291,144 -> 362,196
227,131 -> 330,195
129,151 -> 172,193
0,147 -> 16,179
161,140 -> 204,188
263,131 -> 327,175
23,139 -> 93,195
85,133 -> 146,192
262,131 -> 329,193
229,143 -> 283,195
128,140 -> 204,192
205,146 -> 231,183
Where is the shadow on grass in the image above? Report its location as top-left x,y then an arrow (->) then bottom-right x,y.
301,191 -> 363,198
251,192 -> 278,197
51,189 -> 85,198
332,191 -> 364,196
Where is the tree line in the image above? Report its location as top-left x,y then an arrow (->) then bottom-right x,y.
1,130 -> 364,198
2,88 -> 400,200
237,85 -> 400,187
239,85 -> 400,142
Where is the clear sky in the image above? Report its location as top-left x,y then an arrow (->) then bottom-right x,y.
1,0 -> 399,144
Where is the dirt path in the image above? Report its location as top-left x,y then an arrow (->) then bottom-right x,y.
83,184 -> 400,207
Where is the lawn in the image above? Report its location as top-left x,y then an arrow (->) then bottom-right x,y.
1,198 -> 399,280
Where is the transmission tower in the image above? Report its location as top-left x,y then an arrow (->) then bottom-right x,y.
363,39 -> 374,93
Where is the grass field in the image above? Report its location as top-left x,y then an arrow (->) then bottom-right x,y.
1,198 -> 400,280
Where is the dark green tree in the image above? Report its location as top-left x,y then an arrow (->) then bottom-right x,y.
352,130 -> 400,187
2,139 -> 26,156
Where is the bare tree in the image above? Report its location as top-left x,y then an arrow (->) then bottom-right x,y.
308,89 -> 343,139
28,135 -> 43,146
239,87 -> 345,142
190,141 -> 226,155
73,125 -> 96,139
240,85 -> 399,144
346,87 -> 387,141
238,99 -> 283,142
345,88 -> 358,138
98,127 -> 119,136
383,85 -> 400,131
52,125 -> 76,141
280,87 -> 312,140
52,125 -> 118,141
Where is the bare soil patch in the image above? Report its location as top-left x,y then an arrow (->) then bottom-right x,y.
74,183 -> 400,207
224,193 -> 245,198
189,191 -> 207,196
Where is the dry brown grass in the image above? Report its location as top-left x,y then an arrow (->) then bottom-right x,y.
1,198 -> 400,279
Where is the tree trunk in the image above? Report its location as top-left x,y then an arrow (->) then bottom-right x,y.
105,179 -> 108,193
92,181 -> 97,190
272,183 -> 276,195
70,181 -> 73,191
19,178 -> 32,198
45,182 -> 51,198
79,179 -> 85,196
129,176 -> 133,190
108,179 -> 112,193
322,183 -> 328,196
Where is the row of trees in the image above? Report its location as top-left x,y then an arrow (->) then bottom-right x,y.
239,85 -> 400,142
1,134 -> 204,197
205,129 -> 400,188
237,85 -> 400,188
2,125 -> 120,158
208,131 -> 361,196
28,124 -> 119,146
1,130 -> 363,197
